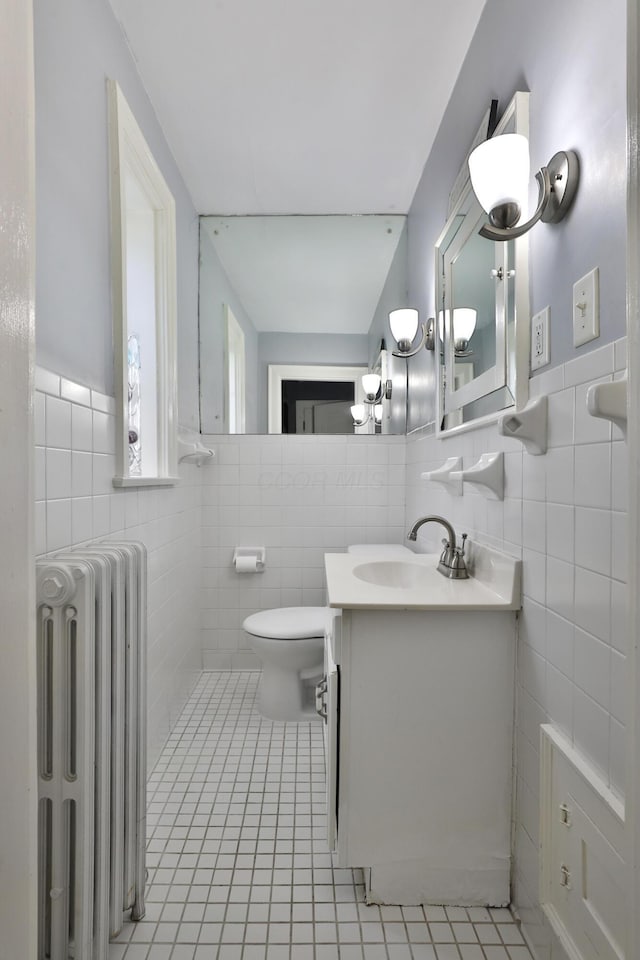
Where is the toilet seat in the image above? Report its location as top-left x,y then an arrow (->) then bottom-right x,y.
243,606 -> 329,640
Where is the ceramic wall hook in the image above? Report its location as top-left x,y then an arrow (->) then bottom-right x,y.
451,451 -> 504,500
420,457 -> 463,496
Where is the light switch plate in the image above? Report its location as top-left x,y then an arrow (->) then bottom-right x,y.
531,306 -> 550,370
573,267 -> 600,347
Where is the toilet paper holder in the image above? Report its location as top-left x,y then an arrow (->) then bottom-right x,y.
233,547 -> 266,572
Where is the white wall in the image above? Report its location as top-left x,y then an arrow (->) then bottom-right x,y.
367,221 -> 410,434
199,434 -> 406,668
32,0 -> 204,766
400,4 -> 628,948
34,368 -> 203,770
405,0 -> 626,431
199,226 -> 260,434
404,341 -> 628,957
34,0 -> 200,429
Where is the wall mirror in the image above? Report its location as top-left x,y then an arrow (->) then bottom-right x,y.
435,91 -> 530,434
198,214 -> 408,435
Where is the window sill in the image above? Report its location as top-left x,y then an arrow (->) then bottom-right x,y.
112,476 -> 180,489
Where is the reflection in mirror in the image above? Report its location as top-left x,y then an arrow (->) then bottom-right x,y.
282,381 -> 354,434
435,91 -> 530,434
267,364 -> 367,435
199,215 -> 408,435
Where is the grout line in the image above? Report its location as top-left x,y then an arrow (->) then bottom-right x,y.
114,673 -> 533,960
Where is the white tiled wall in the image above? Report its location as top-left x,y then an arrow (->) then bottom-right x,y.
31,347 -> 631,959
403,339 -> 628,960
35,367 -> 203,770
199,434 -> 407,669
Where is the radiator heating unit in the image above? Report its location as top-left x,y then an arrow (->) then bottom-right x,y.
36,541 -> 147,960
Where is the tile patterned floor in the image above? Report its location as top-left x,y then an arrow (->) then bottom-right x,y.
109,672 -> 533,960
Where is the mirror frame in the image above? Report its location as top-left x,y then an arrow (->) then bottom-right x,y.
435,90 -> 531,437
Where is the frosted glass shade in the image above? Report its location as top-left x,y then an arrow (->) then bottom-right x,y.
351,404 -> 366,423
453,308 -> 477,343
389,308 -> 419,346
362,373 -> 381,399
438,308 -> 477,346
374,404 -> 383,423
468,133 -> 530,216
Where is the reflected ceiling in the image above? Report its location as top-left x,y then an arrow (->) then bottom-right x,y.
201,215 -> 405,334
107,0 -> 487,214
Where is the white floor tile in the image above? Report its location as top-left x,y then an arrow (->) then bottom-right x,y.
112,672 -> 532,960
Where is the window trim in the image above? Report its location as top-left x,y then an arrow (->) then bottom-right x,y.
108,80 -> 179,486
223,304 -> 246,433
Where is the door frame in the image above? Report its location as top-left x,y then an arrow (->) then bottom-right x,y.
0,0 -> 38,954
627,0 -> 640,955
267,363 -> 367,434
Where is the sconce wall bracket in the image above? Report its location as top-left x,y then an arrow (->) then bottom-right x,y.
479,150 -> 579,242
391,318 -> 435,358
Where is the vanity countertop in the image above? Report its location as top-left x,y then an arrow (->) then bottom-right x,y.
324,547 -> 521,611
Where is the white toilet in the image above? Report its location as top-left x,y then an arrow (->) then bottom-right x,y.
242,606 -> 328,721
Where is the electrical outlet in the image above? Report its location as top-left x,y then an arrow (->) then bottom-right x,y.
531,306 -> 550,370
573,267 -> 600,347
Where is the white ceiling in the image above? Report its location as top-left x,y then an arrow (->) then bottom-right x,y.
108,0 -> 486,216
201,215 -> 406,334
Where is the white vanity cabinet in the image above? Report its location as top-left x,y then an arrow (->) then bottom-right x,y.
322,549 -> 521,907
328,608 -> 515,906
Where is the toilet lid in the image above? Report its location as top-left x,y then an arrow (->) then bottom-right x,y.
243,606 -> 329,640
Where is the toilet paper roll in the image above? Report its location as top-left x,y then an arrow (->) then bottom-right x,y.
235,555 -> 258,573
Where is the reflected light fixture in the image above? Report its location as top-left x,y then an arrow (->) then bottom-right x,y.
350,403 -> 367,425
389,308 -> 435,357
351,402 -> 384,427
437,308 -> 477,356
351,372 -> 391,427
362,373 -> 382,401
468,133 -> 579,241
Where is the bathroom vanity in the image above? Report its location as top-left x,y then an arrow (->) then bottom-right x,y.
321,546 -> 521,906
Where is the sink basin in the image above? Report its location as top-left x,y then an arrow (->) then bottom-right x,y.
325,546 -> 521,610
352,560 -> 428,588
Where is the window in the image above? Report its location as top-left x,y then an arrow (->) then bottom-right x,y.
224,305 -> 246,433
108,81 -> 178,485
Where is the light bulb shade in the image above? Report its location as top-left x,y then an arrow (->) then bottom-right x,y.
389,308 -> 419,347
468,133 -> 530,217
374,404 -> 383,423
438,308 -> 477,349
362,373 -> 381,399
351,404 -> 366,423
453,308 -> 477,344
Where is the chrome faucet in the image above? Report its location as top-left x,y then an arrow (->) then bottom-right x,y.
407,515 -> 469,580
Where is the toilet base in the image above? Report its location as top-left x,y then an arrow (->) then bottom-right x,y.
258,664 -> 322,722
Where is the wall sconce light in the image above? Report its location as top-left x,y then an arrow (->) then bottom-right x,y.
468,133 -> 579,241
351,403 -> 384,427
389,308 -> 435,357
351,374 -> 391,427
362,373 -> 382,402
438,308 -> 477,356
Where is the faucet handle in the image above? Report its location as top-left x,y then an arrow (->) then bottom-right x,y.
439,538 -> 451,565
449,533 -> 469,579
456,533 -> 468,557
